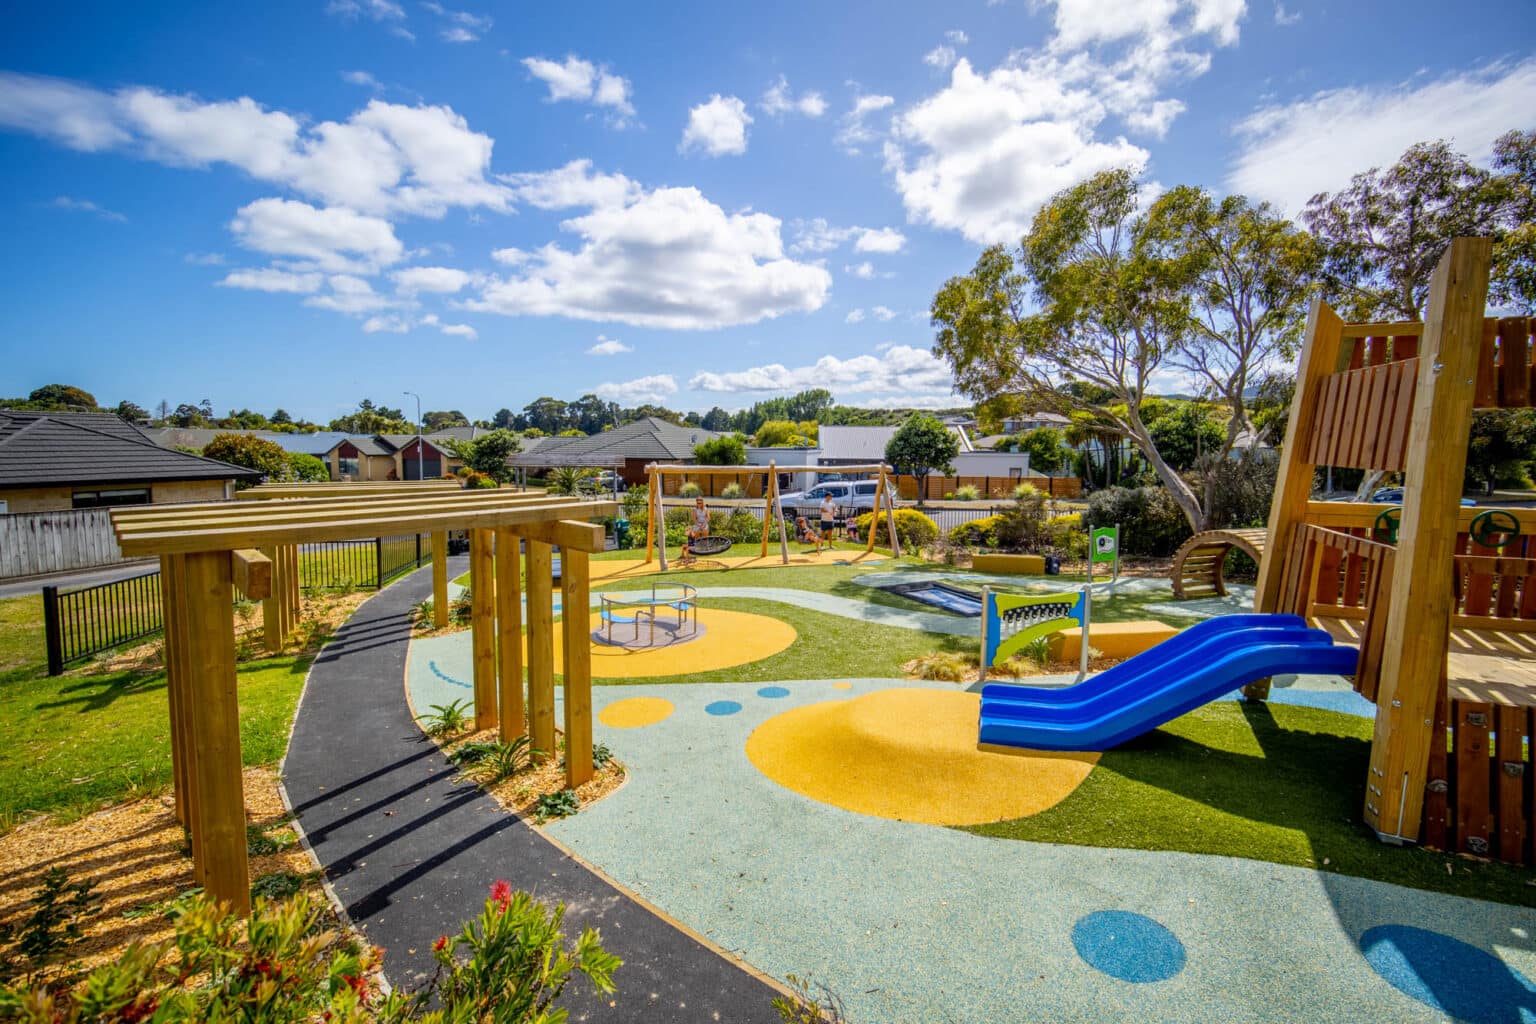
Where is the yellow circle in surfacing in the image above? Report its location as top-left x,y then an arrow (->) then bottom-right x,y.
598,697 -> 675,728
832,682 -> 853,690
538,608 -> 797,679
746,688 -> 1100,826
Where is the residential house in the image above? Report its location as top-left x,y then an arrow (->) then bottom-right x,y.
0,410 -> 260,514
1001,411 -> 1072,434
508,417 -> 721,486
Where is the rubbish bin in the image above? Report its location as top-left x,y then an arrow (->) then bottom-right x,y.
1043,554 -> 1061,575
614,517 -> 630,549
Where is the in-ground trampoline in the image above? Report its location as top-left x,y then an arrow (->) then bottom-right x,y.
877,580 -> 984,616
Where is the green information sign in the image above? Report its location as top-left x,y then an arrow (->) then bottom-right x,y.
1090,526 -> 1119,564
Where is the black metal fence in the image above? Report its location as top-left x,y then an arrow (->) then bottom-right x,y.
43,570 -> 163,675
42,533 -> 432,674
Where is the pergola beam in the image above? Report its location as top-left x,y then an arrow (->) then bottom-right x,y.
114,491 -> 563,531
231,549 -> 271,601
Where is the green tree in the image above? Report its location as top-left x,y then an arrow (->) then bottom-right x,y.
269,408 -> 292,425
113,400 -> 149,423
700,406 -> 732,431
423,409 -> 469,431
693,434 -> 747,465
444,429 -> 522,484
1302,140 -> 1512,320
329,400 -> 412,434
1015,427 -> 1068,474
27,384 -> 98,410
201,433 -> 286,487
752,420 -> 817,447
491,407 -> 516,429
1492,129 -> 1536,312
1465,409 -> 1536,494
1148,402 -> 1225,471
285,452 -> 329,482
523,397 -> 571,434
884,413 -> 959,504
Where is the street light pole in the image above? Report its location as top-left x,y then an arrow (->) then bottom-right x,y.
404,391 -> 422,481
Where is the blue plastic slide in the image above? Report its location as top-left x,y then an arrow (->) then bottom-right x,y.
977,614 -> 1359,751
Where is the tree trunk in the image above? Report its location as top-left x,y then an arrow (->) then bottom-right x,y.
1125,412 -> 1207,533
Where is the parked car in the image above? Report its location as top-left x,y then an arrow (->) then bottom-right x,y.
778,479 -> 896,517
1371,486 -> 1475,507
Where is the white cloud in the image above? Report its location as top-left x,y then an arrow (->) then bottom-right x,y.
363,314 -> 410,333
925,46 -> 958,70
184,251 -> 225,265
871,305 -> 897,320
849,393 -> 959,410
326,0 -> 414,40
946,29 -> 969,44
304,273 -> 400,314
230,198 -> 403,273
422,1 -> 491,41
521,55 -> 635,122
882,1 -> 1245,243
1229,59 -> 1536,213
361,312 -> 475,337
218,267 -> 324,293
837,93 -> 894,153
439,322 -> 478,339
1273,3 -> 1300,25
854,227 -> 906,253
846,261 -> 876,279
689,345 -> 954,397
595,373 -> 677,403
500,159 -> 640,210
845,308 -> 866,323
341,70 -> 384,91
681,94 -> 752,156
790,218 -> 906,255
587,335 -> 632,355
51,195 -> 126,222
884,58 -> 1148,244
759,76 -> 826,118
391,265 -> 471,293
468,162 -> 830,330
0,74 -> 513,217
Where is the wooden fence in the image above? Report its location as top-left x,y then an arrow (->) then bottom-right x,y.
1423,694 -> 1536,863
0,508 -> 132,579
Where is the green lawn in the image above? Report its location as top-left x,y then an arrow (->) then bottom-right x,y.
0,594 -> 312,824
965,700 -> 1536,907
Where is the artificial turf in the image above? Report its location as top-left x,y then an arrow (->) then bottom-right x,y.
965,699 -> 1536,907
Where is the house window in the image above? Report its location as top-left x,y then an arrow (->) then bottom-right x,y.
338,457 -> 360,477
72,488 -> 150,509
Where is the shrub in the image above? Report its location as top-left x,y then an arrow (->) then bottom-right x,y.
952,484 -> 981,501
718,509 -> 763,544
201,433 -> 287,487
693,434 -> 747,465
948,515 -> 1003,548
904,652 -> 975,681
286,452 -> 329,482
678,482 -> 702,498
993,485 -> 1049,551
852,508 -> 938,551
621,484 -> 649,519
0,868 -> 101,983
534,789 -> 581,823
421,699 -> 472,737
1013,482 -> 1040,500
1047,513 -> 1088,559
1084,486 -> 1193,557
719,482 -> 744,499
1203,455 -> 1278,531
548,467 -> 597,496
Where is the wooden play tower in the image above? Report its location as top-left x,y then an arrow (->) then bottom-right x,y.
1249,238 -> 1536,860
110,486 -> 616,915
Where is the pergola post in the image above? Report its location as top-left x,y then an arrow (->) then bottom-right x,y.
525,540 -> 557,757
261,545 -> 283,653
160,556 -> 194,838
494,527 -> 525,741
561,549 -> 594,786
431,531 -> 449,628
469,528 -> 497,732
284,545 -> 300,634
182,550 -> 250,916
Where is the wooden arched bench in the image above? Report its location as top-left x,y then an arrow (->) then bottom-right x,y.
1171,528 -> 1267,599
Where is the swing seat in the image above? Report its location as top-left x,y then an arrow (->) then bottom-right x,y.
689,536 -> 732,556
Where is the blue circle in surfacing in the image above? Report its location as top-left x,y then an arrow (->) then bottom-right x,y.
704,700 -> 742,716
1071,911 -> 1185,983
1360,925 -> 1536,1023
757,686 -> 791,699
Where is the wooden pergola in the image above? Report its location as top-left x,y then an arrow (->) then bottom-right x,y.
111,488 -> 616,916
643,462 -> 902,570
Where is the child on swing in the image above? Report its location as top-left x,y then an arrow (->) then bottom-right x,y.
795,515 -> 824,553
682,496 -> 709,563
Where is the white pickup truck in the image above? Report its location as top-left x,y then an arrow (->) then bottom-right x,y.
777,479 -> 897,518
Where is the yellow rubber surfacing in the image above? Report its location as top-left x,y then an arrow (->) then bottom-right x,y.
533,608 -> 797,678
746,689 -> 1100,826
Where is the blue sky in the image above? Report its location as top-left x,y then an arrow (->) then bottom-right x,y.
1,0 -> 1532,423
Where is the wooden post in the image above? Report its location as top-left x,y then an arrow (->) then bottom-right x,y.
654,470 -> 669,572
160,556 -> 193,835
431,531 -> 449,628
866,470 -> 883,554
469,528 -> 498,732
1366,238 -> 1491,844
286,545 -> 300,633
180,550 -> 251,916
643,469 -> 657,565
561,549 -> 594,787
261,545 -> 282,653
525,540 -> 557,758
494,527 -> 525,741
760,463 -> 773,558
771,469 -> 789,563
884,467 -> 902,558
